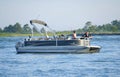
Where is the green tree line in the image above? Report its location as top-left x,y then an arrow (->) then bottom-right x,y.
0,23 -> 32,34
77,20 -> 120,33
0,20 -> 120,34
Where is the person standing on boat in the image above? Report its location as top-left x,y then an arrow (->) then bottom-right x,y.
72,31 -> 77,39
83,32 -> 92,39
84,32 -> 89,37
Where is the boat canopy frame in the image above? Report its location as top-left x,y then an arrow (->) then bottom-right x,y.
30,19 -> 58,46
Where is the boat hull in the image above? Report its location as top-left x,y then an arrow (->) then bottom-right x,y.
16,45 -> 100,54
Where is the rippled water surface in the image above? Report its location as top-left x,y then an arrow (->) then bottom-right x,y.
0,35 -> 120,77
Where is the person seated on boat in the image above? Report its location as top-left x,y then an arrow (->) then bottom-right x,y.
28,35 -> 32,41
72,31 -> 77,39
58,34 -> 65,40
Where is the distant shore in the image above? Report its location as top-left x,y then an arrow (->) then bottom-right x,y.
0,32 -> 120,37
78,32 -> 120,36
0,33 -> 32,37
90,32 -> 120,35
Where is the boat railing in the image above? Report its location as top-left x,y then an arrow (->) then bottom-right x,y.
80,37 -> 90,46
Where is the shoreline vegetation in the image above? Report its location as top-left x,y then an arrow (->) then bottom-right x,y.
0,32 -> 120,37
0,20 -> 120,37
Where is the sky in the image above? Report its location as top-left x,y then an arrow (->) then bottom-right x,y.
0,0 -> 120,31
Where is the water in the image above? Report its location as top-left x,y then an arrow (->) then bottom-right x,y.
0,35 -> 120,77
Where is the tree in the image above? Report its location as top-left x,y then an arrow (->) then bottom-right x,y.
0,28 -> 2,32
111,20 -> 119,26
111,20 -> 120,31
3,25 -> 14,33
83,21 -> 92,32
88,25 -> 97,33
13,23 -> 22,33
111,26 -> 118,32
22,24 -> 31,34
